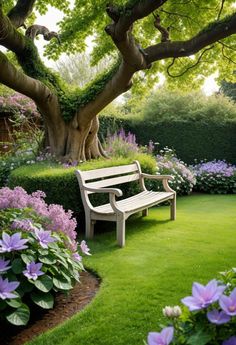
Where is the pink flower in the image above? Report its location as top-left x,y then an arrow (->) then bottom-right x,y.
80,240 -> 91,255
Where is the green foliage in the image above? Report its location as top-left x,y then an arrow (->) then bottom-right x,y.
99,90 -> 236,164
8,154 -> 157,215
0,189 -> 86,326
19,194 -> 236,345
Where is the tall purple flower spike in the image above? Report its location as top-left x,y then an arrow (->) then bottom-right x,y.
148,326 -> 174,345
0,276 -> 19,300
181,279 -> 226,311
0,232 -> 28,253
219,287 -> 236,316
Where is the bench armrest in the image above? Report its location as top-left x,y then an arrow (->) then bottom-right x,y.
84,186 -> 123,197
141,173 -> 175,193
141,173 -> 174,181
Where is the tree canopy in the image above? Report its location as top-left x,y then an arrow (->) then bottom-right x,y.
0,0 -> 236,161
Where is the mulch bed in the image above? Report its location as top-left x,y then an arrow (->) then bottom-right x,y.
0,271 -> 100,345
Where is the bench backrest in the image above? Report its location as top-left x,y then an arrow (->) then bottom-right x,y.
76,161 -> 142,194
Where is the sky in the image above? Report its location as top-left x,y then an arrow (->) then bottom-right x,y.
35,6 -> 219,96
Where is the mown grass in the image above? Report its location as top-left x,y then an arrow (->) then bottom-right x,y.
27,194 -> 236,345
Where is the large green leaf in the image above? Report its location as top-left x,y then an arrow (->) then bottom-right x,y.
21,253 -> 36,264
53,276 -> 72,290
34,275 -> 53,292
6,304 -> 30,326
6,298 -> 22,308
31,291 -> 54,309
187,330 -> 212,345
39,254 -> 57,264
11,258 -> 24,274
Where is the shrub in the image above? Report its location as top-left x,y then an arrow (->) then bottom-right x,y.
156,148 -> 196,195
8,154 -> 157,215
147,268 -> 236,345
191,160 -> 236,194
0,186 -> 90,326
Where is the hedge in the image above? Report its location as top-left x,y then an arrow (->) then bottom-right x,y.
99,116 -> 236,164
8,153 -> 157,218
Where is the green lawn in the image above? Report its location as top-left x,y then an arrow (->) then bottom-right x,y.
27,194 -> 236,345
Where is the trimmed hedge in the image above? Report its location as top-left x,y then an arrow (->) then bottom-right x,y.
99,116 -> 236,164
8,154 -> 157,216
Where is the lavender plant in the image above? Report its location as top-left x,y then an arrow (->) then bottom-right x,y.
105,128 -> 139,158
0,187 -> 90,326
156,148 -> 196,195
191,160 -> 236,194
147,268 -> 236,345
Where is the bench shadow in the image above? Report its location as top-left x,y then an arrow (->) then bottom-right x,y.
82,215 -> 171,254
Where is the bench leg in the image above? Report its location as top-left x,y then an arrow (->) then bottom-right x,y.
170,194 -> 176,220
85,213 -> 95,239
117,214 -> 126,247
142,209 -> 148,217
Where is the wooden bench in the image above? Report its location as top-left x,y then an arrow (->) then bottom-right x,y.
75,161 -> 176,247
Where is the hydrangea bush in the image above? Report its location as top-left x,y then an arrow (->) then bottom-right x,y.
156,148 -> 196,195
0,187 -> 90,326
147,268 -> 236,345
191,160 -> 236,194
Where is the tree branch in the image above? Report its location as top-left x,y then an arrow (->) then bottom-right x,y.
7,0 -> 36,28
0,50 -> 51,103
218,41 -> 236,65
26,25 -> 61,44
217,0 -> 226,21
144,12 -> 236,64
167,45 -> 214,78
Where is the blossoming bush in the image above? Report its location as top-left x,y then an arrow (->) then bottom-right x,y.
156,148 -> 196,195
0,187 -> 90,326
147,268 -> 236,345
191,160 -> 236,194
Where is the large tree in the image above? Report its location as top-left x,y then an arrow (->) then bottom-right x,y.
1,0 -> 236,162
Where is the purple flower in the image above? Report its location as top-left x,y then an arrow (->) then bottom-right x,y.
223,336 -> 236,345
0,232 -> 28,253
0,258 -> 11,272
0,276 -> 19,300
23,262 -> 44,281
34,229 -> 56,248
219,288 -> 236,316
80,240 -> 91,255
73,253 -> 82,262
148,327 -> 174,345
11,219 -> 36,232
207,309 -> 231,325
181,279 -> 226,311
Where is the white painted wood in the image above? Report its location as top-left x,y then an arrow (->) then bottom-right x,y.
75,161 -> 176,247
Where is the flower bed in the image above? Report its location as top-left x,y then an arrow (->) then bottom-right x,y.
191,160 -> 236,194
0,187 -> 90,326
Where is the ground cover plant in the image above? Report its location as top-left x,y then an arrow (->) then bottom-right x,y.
0,186 -> 90,326
21,194 -> 236,345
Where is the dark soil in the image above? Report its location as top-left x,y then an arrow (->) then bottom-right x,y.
0,271 -> 100,345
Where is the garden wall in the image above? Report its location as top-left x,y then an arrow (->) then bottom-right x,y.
99,116 -> 236,164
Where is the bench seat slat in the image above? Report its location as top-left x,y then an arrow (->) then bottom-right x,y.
86,173 -> 139,192
81,163 -> 138,181
92,191 -> 174,214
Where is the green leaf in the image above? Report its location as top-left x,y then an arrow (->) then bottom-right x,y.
34,275 -> 53,292
31,291 -> 54,309
39,254 -> 57,264
21,253 -> 36,264
6,298 -> 22,308
53,276 -> 72,290
6,304 -> 30,326
187,330 -> 212,345
12,258 -> 24,274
